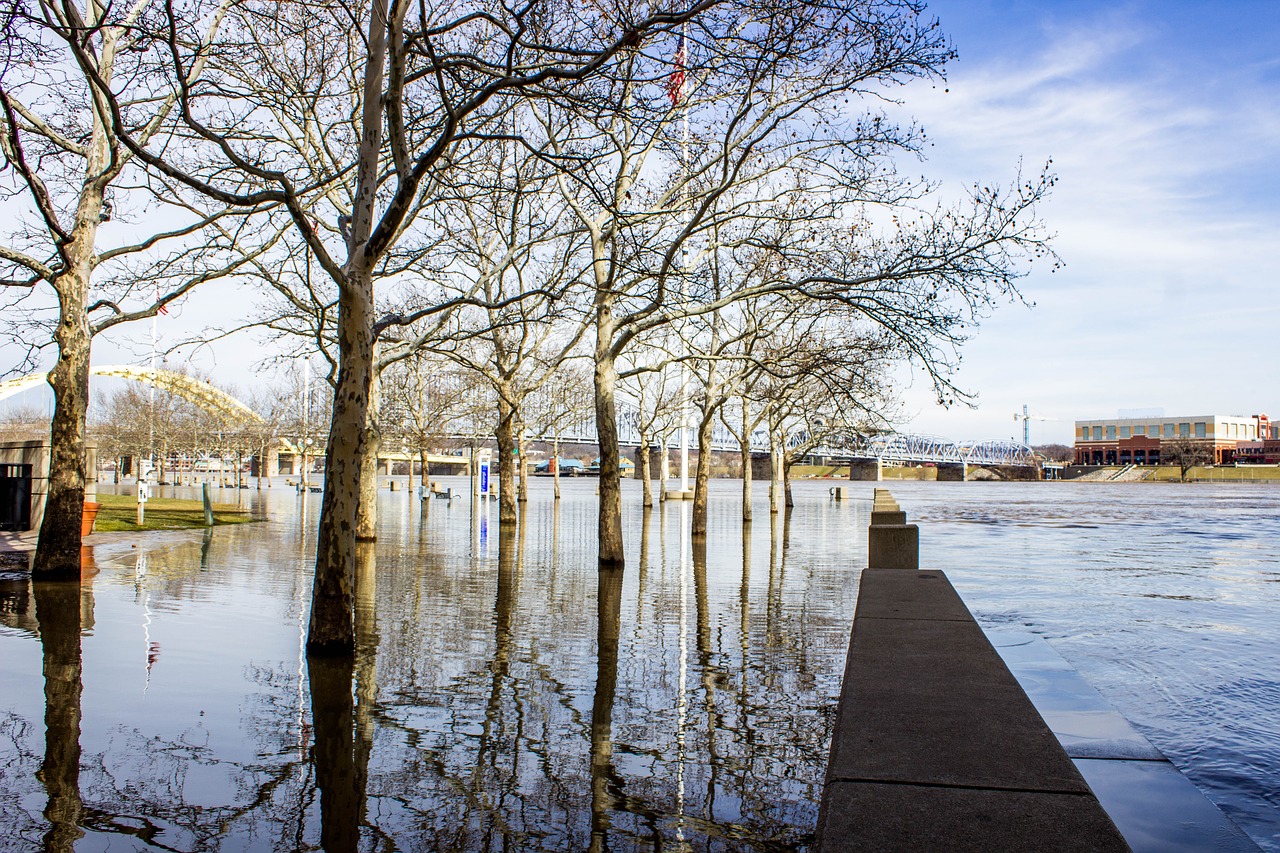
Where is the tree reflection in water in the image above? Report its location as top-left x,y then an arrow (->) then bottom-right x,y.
33,567 -> 89,852
0,487 -> 844,850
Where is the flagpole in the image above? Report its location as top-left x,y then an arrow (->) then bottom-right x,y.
677,28 -> 691,496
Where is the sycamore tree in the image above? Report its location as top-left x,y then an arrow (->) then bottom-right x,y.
0,0 -> 261,577
92,0 -> 722,653
541,0 -> 1055,565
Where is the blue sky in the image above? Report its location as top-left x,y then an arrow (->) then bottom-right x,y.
891,0 -> 1280,444
5,1 -> 1277,447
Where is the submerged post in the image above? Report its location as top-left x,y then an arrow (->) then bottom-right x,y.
202,482 -> 214,527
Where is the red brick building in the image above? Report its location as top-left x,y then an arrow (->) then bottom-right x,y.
1074,413 -> 1277,466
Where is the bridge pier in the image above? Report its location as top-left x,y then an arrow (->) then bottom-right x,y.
936,462 -> 967,482
848,459 -> 882,482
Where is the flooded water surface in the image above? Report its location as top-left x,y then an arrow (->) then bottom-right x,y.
1,478 -> 1278,851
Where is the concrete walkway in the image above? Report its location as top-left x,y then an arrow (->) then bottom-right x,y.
816,568 -> 1131,851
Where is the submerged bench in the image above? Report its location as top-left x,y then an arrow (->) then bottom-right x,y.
815,491 -> 1130,852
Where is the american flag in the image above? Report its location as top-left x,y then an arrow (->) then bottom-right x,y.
666,34 -> 687,105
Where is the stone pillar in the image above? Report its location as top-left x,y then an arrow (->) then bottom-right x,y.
867,490 -> 918,570
848,459 -> 882,481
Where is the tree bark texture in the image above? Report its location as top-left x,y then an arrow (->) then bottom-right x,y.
517,430 -> 529,503
692,403 -> 717,536
593,317 -> 625,566
637,438 -> 653,508
495,396 -> 519,525
308,270 -> 373,656
740,432 -> 753,523
356,370 -> 382,541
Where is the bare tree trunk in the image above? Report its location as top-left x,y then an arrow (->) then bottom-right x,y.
740,430 -> 753,523
769,433 -> 783,515
33,296 -> 91,578
494,395 -> 519,524
784,451 -> 795,508
308,269 -> 374,656
353,540 -> 378,830
594,311 -> 624,566
517,426 -> 529,503
659,442 -> 669,503
356,370 -> 382,541
638,433 -> 653,508
692,402 -> 717,536
419,448 -> 430,490
552,434 -> 561,501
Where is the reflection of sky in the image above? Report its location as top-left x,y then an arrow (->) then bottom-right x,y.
0,478 -> 863,850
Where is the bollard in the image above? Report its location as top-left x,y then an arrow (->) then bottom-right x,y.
202,482 -> 214,527
868,489 -> 918,570
868,524 -> 919,569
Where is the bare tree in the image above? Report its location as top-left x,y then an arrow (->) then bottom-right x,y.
525,361 -> 595,501
381,353 -> 471,493
1160,437 -> 1214,482
96,0 -> 722,652
540,2 -> 1055,565
1,0 -> 255,577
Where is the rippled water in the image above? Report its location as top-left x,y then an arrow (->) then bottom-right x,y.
1,477 -> 1276,851
886,480 -> 1280,853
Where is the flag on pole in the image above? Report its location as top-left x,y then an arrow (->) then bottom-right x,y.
156,285 -> 169,315
666,34 -> 687,105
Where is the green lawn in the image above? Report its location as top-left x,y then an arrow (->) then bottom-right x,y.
90,493 -> 258,532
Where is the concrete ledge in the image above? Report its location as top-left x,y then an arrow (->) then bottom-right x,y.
869,509 -> 907,526
818,782 -> 1130,852
867,523 -> 918,570
817,568 -> 1128,851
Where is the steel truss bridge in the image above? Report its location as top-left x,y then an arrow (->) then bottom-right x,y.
0,365 -> 263,423
852,434 -> 1039,468
455,411 -> 1039,469
2,369 -> 1038,468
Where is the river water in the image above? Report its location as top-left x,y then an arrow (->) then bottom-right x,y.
0,477 -> 1276,851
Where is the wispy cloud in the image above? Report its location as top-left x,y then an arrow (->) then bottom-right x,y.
890,7 -> 1280,441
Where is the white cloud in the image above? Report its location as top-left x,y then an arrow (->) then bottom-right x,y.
890,10 -> 1280,444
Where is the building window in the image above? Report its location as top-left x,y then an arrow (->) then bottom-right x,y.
1195,422 -> 1206,438
1120,426 -> 1131,438
1164,423 -> 1175,437
1106,425 -> 1116,439
1093,426 -> 1103,440
1179,423 -> 1190,438
1135,426 -> 1145,435
1081,426 -> 1089,440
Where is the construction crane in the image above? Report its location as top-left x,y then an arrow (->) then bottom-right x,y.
1013,404 -> 1053,447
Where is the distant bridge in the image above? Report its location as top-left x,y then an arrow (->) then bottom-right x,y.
0,365 -> 262,423
852,434 -> 1039,468
2,368 -> 1037,469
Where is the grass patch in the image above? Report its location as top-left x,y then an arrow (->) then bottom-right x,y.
91,493 -> 257,532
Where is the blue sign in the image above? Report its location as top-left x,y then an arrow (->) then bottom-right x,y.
479,461 -> 490,496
